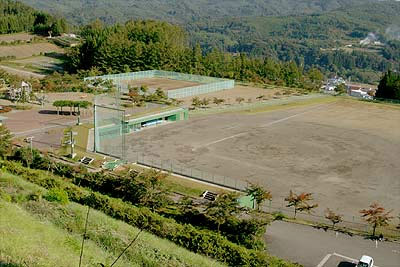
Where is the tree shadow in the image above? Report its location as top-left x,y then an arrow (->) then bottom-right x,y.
0,261 -> 23,267
38,110 -> 58,115
338,261 -> 356,267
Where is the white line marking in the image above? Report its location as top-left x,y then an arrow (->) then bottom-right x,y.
316,253 -> 332,267
333,252 -> 357,262
259,103 -> 329,128
194,102 -> 335,151
200,132 -> 247,148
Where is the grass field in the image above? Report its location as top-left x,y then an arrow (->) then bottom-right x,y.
0,172 -> 224,267
124,97 -> 400,222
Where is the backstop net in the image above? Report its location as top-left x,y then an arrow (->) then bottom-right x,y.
94,93 -> 126,160
85,70 -> 235,98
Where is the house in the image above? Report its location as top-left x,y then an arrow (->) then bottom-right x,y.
321,76 -> 346,92
346,83 -> 376,98
349,89 -> 373,100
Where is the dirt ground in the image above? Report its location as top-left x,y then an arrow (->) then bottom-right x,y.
1,92 -> 94,151
125,77 -> 200,91
0,33 -> 35,43
0,43 -> 63,58
125,98 -> 400,220
120,77 -> 289,106
179,84 -> 284,106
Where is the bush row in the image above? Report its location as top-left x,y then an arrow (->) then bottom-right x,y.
10,148 -> 267,249
0,160 -> 272,266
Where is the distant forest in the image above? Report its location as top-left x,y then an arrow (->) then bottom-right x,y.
0,0 -> 67,35
17,0 -> 400,84
67,20 -> 324,91
2,0 -> 400,84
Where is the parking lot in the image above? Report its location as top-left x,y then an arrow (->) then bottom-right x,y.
266,221 -> 400,267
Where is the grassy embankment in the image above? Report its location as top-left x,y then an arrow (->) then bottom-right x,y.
0,171 -> 224,267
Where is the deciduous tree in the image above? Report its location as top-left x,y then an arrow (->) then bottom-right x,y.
245,183 -> 272,211
235,97 -> 245,104
205,192 -> 242,232
0,124 -> 12,159
285,190 -> 318,219
325,208 -> 343,229
360,203 -> 393,237
213,97 -> 225,106
191,97 -> 201,109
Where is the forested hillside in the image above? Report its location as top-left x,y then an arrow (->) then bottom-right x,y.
67,20 -> 324,91
0,0 -> 67,35
18,0 -> 400,84
189,2 -> 400,83
20,0 -> 380,25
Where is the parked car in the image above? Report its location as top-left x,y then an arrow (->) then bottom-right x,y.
357,255 -> 374,267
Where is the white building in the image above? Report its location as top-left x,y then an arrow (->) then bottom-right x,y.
350,89 -> 373,100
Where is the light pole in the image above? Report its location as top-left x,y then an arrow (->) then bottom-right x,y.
25,136 -> 34,153
65,131 -> 78,159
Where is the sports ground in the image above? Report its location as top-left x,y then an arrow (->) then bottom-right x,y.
126,98 -> 400,220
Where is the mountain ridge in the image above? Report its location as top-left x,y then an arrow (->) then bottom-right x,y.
20,0 -> 385,25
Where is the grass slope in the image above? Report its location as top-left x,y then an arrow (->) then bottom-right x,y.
0,172 -> 224,267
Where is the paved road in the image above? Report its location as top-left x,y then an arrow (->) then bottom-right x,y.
265,221 -> 400,267
0,65 -> 45,79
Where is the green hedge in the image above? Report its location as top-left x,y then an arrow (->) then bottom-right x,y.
0,160 -> 269,266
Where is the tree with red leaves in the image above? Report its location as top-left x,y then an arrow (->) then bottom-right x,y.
285,190 -> 318,219
360,203 -> 393,237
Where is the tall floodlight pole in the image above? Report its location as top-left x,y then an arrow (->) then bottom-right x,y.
68,131 -> 78,159
93,104 -> 97,153
25,136 -> 34,153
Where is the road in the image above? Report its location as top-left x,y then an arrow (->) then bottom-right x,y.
265,221 -> 400,267
0,65 -> 45,79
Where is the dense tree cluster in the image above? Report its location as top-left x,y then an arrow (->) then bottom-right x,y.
376,71 -> 400,100
0,0 -> 67,35
189,2 -> 400,84
67,20 -> 324,90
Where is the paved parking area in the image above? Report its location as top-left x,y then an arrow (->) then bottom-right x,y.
265,221 -> 400,267
317,253 -> 379,267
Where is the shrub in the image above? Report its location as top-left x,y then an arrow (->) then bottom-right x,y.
28,191 -> 43,202
0,191 -> 12,202
44,188 -> 69,205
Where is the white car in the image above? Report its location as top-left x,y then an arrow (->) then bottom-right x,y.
357,255 -> 374,267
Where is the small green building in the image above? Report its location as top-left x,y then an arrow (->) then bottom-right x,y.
123,106 -> 188,134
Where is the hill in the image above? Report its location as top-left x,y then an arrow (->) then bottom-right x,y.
0,171 -> 223,266
189,2 -> 400,83
20,0 -> 380,25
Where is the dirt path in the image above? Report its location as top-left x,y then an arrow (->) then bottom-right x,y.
0,65 -> 45,79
